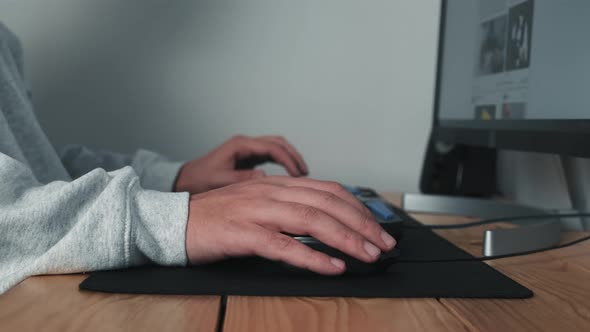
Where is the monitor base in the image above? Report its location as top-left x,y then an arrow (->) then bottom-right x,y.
401,193 -> 564,256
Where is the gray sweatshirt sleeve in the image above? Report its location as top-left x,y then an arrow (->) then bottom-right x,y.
0,152 -> 190,294
59,144 -> 185,192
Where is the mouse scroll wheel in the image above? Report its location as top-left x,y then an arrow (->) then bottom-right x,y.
293,236 -> 319,244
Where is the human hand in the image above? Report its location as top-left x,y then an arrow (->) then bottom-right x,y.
174,135 -> 308,194
184,176 -> 397,274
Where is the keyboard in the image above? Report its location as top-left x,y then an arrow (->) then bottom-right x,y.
342,185 -> 410,241
342,185 -> 407,224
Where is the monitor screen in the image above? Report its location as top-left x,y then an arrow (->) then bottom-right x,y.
434,0 -> 590,156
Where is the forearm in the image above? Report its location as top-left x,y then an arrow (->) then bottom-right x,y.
0,153 -> 189,294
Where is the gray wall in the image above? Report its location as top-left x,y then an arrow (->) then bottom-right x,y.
2,0 -> 577,215
0,0 -> 440,193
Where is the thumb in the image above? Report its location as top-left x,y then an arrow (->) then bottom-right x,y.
213,169 -> 266,187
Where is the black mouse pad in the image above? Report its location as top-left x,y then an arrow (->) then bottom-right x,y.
80,223 -> 533,298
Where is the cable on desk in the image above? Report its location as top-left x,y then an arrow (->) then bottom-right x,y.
395,234 -> 590,264
403,213 -> 590,230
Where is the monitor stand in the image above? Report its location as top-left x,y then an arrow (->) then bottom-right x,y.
561,156 -> 590,230
403,156 -> 589,256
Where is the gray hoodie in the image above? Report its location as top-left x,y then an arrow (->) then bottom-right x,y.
0,23 -> 189,294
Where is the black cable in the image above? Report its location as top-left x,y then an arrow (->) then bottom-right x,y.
403,212 -> 590,230
395,234 -> 590,263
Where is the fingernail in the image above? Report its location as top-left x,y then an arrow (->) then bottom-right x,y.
330,257 -> 345,269
381,231 -> 396,248
363,241 -> 381,257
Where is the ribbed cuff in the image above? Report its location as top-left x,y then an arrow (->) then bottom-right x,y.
128,186 -> 190,267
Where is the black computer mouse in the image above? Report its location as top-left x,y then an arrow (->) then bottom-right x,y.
381,220 -> 404,242
291,237 -> 402,275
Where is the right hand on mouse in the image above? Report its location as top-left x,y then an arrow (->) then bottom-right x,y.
184,176 -> 397,274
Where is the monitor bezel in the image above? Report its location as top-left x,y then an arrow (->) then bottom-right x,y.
432,0 -> 590,158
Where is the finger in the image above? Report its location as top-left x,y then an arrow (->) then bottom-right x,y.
247,200 -> 382,262
270,186 -> 395,251
257,177 -> 371,216
231,137 -> 303,177
234,155 -> 273,170
211,169 -> 266,188
259,136 -> 309,175
247,225 -> 346,275
258,136 -> 306,174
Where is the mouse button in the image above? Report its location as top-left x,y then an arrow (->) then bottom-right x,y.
381,222 -> 405,241
380,248 -> 401,260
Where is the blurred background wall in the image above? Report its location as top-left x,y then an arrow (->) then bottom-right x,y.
0,0 -> 440,193
1,0 -> 569,211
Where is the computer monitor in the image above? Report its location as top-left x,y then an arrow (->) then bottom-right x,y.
434,0 -> 590,157
408,0 -> 590,253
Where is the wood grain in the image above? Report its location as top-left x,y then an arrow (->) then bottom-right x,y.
223,296 -> 469,332
440,257 -> 590,332
224,193 -> 590,332
402,196 -> 590,332
0,274 -> 221,332
434,225 -> 590,331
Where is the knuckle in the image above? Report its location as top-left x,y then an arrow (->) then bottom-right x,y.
359,213 -> 374,230
319,192 -> 340,206
277,144 -> 290,153
324,181 -> 344,193
296,205 -> 320,222
339,229 -> 357,243
267,233 -> 294,252
271,144 -> 286,155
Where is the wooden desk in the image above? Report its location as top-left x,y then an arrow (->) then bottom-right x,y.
0,274 -> 220,332
2,193 -> 589,331
223,193 -> 590,332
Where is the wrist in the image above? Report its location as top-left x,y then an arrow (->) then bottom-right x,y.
174,162 -> 189,192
